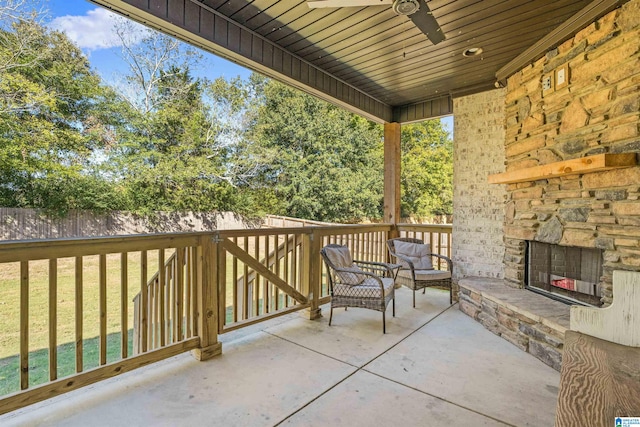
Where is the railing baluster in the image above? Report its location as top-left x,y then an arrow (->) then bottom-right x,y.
121,252 -> 128,359
374,231 -> 379,262
49,259 -> 57,381
284,233 -> 290,308
292,234 -> 299,306
99,254 -> 107,366
171,252 -> 177,342
275,234 -> 281,310
232,238 -> 238,323
218,241 -> 227,328
254,236 -> 260,316
140,250 -> 148,353
177,248 -> 184,342
191,246 -> 198,336
354,232 -> 359,259
243,236 -> 249,319
75,257 -> 83,372
264,234 -> 270,314
158,249 -> 166,347
364,232 -> 368,259
185,248 -> 192,338
20,261 -> 29,390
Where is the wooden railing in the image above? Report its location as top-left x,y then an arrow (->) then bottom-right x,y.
132,247 -> 197,354
0,234 -> 214,415
0,222 -> 451,414
216,224 -> 394,331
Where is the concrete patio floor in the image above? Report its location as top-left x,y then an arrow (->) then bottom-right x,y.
1,288 -> 560,427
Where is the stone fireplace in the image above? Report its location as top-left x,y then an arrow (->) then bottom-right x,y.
452,0 -> 640,370
498,1 -> 640,308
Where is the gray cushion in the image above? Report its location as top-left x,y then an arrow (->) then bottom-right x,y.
323,245 -> 365,284
333,277 -> 395,298
398,269 -> 451,281
393,241 -> 434,270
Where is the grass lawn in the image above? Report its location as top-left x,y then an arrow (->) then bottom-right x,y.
0,331 -> 133,396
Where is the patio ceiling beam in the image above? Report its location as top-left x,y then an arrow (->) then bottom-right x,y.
88,0 -> 393,123
392,95 -> 454,124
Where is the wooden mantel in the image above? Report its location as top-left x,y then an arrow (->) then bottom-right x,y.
488,153 -> 637,184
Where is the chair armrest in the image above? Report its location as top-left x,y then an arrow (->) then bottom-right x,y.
353,260 -> 398,276
330,266 -> 384,289
430,254 -> 453,271
387,252 -> 416,271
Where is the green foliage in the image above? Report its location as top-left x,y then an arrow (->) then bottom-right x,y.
0,17 -> 124,215
0,5 -> 453,223
109,66 -> 247,215
401,120 -> 453,217
245,76 -> 384,223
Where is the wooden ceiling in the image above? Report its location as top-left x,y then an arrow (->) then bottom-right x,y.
90,0 -> 620,123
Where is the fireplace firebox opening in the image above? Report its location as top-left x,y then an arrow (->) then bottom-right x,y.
526,241 -> 603,307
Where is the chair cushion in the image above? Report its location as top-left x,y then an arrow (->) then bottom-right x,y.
393,241 -> 434,270
337,266 -> 366,285
333,277 -> 395,298
323,245 -> 365,284
398,269 -> 451,281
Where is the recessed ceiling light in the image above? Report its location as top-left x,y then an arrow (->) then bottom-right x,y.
463,47 -> 483,57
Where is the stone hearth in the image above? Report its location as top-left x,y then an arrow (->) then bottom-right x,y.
458,277 -> 569,371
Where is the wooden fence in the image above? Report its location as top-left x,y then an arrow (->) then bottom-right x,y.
0,223 -> 452,414
0,208 -> 253,240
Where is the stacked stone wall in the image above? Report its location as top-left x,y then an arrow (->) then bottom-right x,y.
452,89 -> 507,282
503,0 -> 640,305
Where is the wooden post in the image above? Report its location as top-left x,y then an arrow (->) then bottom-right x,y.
384,122 -> 401,236
300,230 -> 322,320
192,234 -> 222,361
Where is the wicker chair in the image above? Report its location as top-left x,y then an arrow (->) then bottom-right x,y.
320,244 -> 396,333
387,237 -> 453,307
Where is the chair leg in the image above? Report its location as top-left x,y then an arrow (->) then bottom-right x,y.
382,310 -> 386,334
329,306 -> 334,326
413,289 -> 416,308
392,297 -> 395,317
450,286 -> 453,305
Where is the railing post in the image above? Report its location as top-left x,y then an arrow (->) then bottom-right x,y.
383,122 -> 401,224
192,234 -> 222,361
301,229 -> 322,320
388,223 -> 400,240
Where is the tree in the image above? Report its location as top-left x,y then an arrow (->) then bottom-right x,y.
244,76 -> 384,223
0,6 -> 125,214
400,120 -> 453,218
113,18 -> 202,115
108,24 -> 258,215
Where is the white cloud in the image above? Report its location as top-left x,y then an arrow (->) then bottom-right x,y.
49,8 -> 147,51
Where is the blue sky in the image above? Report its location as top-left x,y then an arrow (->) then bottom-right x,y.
47,0 -> 252,82
46,0 -> 453,132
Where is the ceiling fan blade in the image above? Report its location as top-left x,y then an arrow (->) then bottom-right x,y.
409,0 -> 445,45
308,0 -> 392,8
